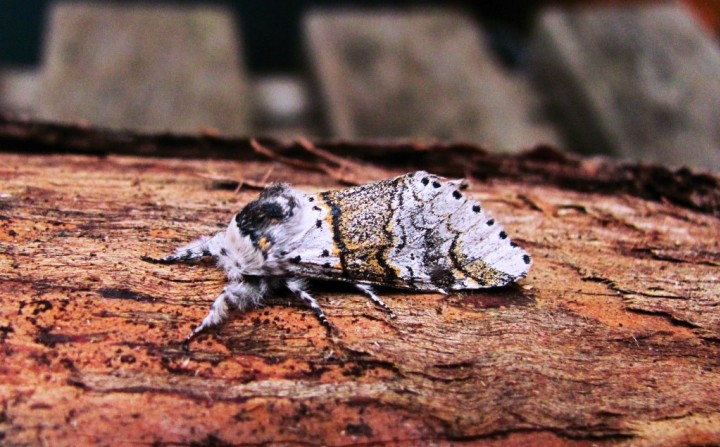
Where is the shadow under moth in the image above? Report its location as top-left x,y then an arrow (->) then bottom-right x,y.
143,171 -> 532,344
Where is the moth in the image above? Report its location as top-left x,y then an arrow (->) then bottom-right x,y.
144,171 -> 531,343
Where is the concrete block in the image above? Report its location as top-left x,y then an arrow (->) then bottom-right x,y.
531,3 -> 720,170
305,9 -> 559,151
35,2 -> 250,134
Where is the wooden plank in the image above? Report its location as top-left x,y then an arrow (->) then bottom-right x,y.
35,3 -> 250,135
0,121 -> 719,444
531,3 -> 720,170
305,9 -> 559,152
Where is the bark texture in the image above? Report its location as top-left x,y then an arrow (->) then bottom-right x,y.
1,115 -> 719,446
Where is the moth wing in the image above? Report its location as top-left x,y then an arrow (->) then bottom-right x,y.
389,171 -> 531,290
282,196 -> 348,282
284,171 -> 531,292
454,206 -> 532,288
445,190 -> 531,289
385,172 -> 470,290
285,175 -> 437,288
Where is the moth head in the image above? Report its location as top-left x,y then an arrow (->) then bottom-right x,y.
235,183 -> 298,239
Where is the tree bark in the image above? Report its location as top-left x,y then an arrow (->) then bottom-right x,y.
1,116 -> 719,446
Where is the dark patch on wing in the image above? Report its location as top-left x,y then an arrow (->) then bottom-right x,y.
321,191 -> 348,276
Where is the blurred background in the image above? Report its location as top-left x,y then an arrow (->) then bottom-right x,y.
1,0 -> 719,170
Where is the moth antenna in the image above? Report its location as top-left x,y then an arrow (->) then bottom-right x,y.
145,233 -> 224,264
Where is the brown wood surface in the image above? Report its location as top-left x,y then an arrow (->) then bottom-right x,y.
0,116 -> 719,446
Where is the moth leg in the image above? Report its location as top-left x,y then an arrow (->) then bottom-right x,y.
143,232 -> 224,264
355,284 -> 396,319
285,278 -> 333,333
184,279 -> 265,345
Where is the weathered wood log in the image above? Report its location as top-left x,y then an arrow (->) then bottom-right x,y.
1,116 -> 719,445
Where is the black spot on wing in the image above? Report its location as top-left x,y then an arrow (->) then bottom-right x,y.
405,265 -> 416,288
430,267 -> 453,290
